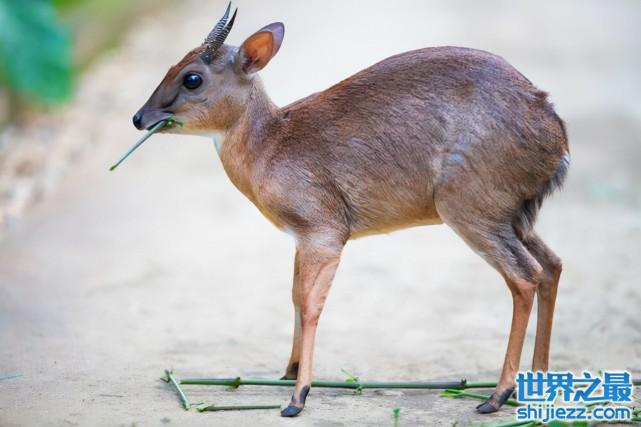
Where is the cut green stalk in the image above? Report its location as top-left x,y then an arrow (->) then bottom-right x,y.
163,369 -> 641,418
440,389 -> 522,407
179,376 -> 469,390
196,403 -> 281,412
481,420 -> 540,427
165,369 -> 191,410
109,118 -> 182,171
464,380 -> 499,388
0,373 -> 22,381
392,407 -> 401,427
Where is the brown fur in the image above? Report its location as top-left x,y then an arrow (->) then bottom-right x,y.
134,23 -> 568,417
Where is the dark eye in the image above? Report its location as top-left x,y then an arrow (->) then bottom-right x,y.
183,73 -> 202,90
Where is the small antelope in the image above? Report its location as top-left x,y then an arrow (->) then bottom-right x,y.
132,4 -> 568,417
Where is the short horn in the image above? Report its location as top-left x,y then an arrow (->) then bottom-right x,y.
201,3 -> 237,63
203,2 -> 231,47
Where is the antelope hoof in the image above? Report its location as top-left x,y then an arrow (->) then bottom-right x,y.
280,362 -> 299,380
476,400 -> 499,414
280,404 -> 304,417
476,388 -> 514,414
280,385 -> 310,417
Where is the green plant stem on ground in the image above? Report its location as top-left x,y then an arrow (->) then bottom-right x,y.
164,370 -> 641,420
392,407 -> 401,427
164,369 -> 190,411
169,371 -> 641,394
164,371 -> 281,412
178,376 -> 495,390
196,404 -> 282,412
441,389 -> 522,407
482,421 -> 539,427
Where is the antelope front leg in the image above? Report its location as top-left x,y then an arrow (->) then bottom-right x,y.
280,240 -> 342,417
281,250 -> 303,380
281,306 -> 301,380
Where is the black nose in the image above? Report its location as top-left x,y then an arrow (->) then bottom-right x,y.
132,112 -> 143,129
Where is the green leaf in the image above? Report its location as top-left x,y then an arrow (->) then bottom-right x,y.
164,118 -> 184,128
0,0 -> 72,104
340,368 -> 359,383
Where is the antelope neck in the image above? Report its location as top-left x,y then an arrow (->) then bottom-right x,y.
212,78 -> 279,156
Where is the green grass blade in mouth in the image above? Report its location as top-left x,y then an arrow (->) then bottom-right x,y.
109,119 -> 168,171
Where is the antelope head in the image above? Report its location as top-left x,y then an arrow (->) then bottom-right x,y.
132,3 -> 284,135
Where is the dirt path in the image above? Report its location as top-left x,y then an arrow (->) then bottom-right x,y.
1,1 -> 640,426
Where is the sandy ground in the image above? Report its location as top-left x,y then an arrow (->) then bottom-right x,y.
1,1 -> 640,426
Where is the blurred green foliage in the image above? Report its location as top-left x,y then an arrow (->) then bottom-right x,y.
0,0 -> 72,105
52,0 -> 84,10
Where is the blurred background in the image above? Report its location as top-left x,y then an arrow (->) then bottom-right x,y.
1,1 -> 640,426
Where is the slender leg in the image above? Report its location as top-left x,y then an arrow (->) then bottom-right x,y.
281,240 -> 343,417
445,226 -> 541,413
476,272 -> 538,413
281,306 -> 301,380
438,205 -> 543,413
282,250 -> 303,380
524,234 -> 562,372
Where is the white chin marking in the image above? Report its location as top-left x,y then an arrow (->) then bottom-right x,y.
213,134 -> 224,155
283,227 -> 299,245
199,131 -> 225,155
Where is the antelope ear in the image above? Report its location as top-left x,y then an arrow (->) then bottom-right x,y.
236,22 -> 284,74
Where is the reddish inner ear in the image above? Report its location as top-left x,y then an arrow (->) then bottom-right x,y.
241,32 -> 274,72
